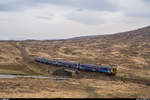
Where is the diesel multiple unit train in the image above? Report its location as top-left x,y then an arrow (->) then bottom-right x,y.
34,56 -> 117,75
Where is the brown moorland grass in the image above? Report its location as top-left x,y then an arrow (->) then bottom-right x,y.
0,77 -> 149,98
0,26 -> 150,98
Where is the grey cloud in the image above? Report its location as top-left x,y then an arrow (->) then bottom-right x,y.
67,11 -> 104,25
126,12 -> 150,18
0,4 -> 11,11
37,16 -> 53,20
118,0 -> 150,18
1,0 -> 150,19
0,0 -> 118,12
74,0 -> 118,11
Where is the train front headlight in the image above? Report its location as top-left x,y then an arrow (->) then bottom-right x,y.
112,68 -> 117,75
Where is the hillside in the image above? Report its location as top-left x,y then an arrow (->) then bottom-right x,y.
23,26 -> 150,80
0,26 -> 150,98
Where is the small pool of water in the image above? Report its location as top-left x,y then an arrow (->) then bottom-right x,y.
0,74 -> 49,79
0,75 -> 73,81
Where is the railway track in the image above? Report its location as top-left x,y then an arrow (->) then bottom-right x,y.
113,76 -> 150,86
78,70 -> 150,86
12,42 -> 150,86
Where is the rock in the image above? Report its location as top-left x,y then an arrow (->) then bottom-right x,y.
52,68 -> 80,78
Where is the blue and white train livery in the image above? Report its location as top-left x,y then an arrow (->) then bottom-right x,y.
34,56 -> 117,75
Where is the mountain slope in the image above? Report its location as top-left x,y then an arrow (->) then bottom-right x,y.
22,26 -> 150,80
0,26 -> 150,79
0,26 -> 150,98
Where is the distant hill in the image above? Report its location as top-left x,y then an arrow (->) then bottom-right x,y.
68,35 -> 103,40
69,26 -> 150,41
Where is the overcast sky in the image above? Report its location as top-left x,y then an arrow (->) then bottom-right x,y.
0,0 -> 150,40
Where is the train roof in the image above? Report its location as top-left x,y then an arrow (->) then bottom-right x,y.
98,65 -> 112,69
80,64 -> 97,67
34,56 -> 115,68
57,60 -> 78,64
81,64 -> 113,69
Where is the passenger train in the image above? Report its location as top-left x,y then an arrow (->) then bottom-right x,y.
34,56 -> 117,75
